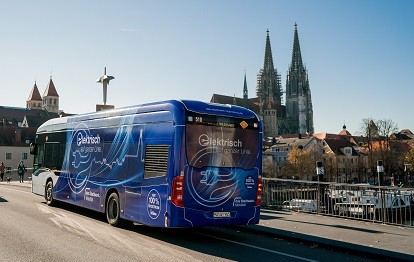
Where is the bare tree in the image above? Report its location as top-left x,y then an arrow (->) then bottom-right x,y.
358,118 -> 377,174
263,159 -> 277,178
376,119 -> 399,174
404,147 -> 414,167
323,155 -> 338,182
358,118 -> 401,182
377,119 -> 398,150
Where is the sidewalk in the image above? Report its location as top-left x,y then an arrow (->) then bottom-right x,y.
2,181 -> 413,260
0,180 -> 32,188
252,209 -> 413,261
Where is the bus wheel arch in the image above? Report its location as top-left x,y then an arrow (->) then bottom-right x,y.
45,179 -> 55,206
105,190 -> 121,226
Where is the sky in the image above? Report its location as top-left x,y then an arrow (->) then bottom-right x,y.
1,0 -> 413,135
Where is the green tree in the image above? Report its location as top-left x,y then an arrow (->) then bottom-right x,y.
285,147 -> 314,180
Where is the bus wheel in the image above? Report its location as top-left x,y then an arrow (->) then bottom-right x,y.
106,192 -> 121,226
45,180 -> 54,206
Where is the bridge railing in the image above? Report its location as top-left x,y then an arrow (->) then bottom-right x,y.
262,178 -> 414,228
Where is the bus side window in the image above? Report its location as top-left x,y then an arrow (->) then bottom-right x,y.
44,143 -> 60,170
30,143 -> 38,155
33,144 -> 44,168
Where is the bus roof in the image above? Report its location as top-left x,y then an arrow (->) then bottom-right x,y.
37,100 -> 260,133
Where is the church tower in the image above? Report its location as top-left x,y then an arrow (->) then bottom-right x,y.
256,30 -> 283,112
243,72 -> 248,99
42,77 -> 59,113
257,30 -> 282,138
285,24 -> 314,134
26,82 -> 43,109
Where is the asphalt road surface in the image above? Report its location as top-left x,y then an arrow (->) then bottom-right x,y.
0,185 -> 378,262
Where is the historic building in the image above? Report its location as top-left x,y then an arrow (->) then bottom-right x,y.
284,24 -> 314,135
27,77 -> 60,114
0,78 -> 61,178
211,24 -> 314,138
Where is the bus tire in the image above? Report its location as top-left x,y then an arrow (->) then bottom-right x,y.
45,180 -> 55,206
106,192 -> 121,226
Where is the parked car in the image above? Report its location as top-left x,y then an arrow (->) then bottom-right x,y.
282,199 -> 318,212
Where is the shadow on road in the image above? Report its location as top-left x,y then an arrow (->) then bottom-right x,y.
0,196 -> 9,203
38,201 -> 291,261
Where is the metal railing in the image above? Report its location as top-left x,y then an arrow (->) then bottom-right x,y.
262,178 -> 414,227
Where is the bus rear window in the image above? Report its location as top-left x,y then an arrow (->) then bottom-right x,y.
185,114 -> 259,169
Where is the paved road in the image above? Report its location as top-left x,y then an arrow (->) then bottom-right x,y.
1,181 -> 413,261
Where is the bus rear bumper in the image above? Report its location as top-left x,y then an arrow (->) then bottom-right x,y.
168,206 -> 260,227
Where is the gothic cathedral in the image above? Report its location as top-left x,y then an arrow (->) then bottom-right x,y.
211,24 -> 314,138
284,24 -> 314,135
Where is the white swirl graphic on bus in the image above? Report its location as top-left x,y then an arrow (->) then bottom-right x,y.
188,167 -> 237,208
198,134 -> 242,147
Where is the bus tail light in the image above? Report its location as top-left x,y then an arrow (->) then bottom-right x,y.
172,175 -> 184,207
256,177 -> 263,206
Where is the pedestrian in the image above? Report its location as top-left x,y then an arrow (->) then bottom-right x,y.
0,162 -> 5,181
17,161 -> 26,183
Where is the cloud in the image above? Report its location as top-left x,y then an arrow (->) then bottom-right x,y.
120,28 -> 143,32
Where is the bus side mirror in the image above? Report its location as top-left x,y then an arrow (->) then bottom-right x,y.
30,143 -> 38,155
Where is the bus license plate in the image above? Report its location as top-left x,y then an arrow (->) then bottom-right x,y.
213,212 -> 231,218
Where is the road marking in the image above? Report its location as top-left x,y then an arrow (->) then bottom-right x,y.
198,233 -> 318,262
36,203 -> 103,243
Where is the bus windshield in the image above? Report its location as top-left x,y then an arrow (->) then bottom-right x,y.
185,112 -> 259,169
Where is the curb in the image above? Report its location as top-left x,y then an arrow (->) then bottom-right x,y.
245,224 -> 413,261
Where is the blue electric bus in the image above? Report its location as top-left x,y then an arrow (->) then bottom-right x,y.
31,100 -> 263,227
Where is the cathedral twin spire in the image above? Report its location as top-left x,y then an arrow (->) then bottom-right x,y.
251,23 -> 314,135
256,29 -> 283,113
263,30 -> 276,73
243,72 -> 248,99
290,23 -> 305,73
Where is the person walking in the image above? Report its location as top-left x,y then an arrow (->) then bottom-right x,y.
0,162 -> 5,181
17,161 -> 26,183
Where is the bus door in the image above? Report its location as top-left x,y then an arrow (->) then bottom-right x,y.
124,161 -> 144,223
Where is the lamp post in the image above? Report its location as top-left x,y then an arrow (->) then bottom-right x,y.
404,163 -> 411,186
316,161 -> 324,182
377,160 -> 384,186
315,161 -> 324,214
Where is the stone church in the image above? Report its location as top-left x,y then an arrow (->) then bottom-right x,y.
0,77 -> 61,176
26,77 -> 60,114
211,24 -> 314,138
